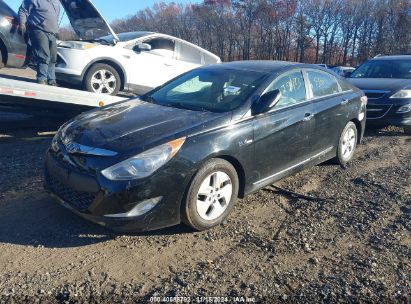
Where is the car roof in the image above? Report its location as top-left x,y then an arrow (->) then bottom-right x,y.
372,55 -> 411,60
212,60 -> 300,73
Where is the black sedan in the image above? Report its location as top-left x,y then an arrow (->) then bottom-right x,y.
0,1 -> 27,68
348,55 -> 411,134
44,61 -> 367,232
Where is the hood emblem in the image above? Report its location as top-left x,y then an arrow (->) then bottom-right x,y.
63,141 -> 118,157
65,142 -> 81,154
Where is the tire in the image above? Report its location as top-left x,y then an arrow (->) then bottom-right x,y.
182,159 -> 239,231
336,121 -> 358,166
404,126 -> 411,135
83,63 -> 121,95
0,48 -> 4,68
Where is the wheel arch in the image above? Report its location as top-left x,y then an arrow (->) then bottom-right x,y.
350,118 -> 363,144
82,58 -> 127,91
183,154 -> 247,201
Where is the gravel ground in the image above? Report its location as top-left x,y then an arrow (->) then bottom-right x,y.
0,123 -> 409,303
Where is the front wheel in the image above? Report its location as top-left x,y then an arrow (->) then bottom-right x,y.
84,63 -> 121,95
182,159 -> 239,231
336,121 -> 358,166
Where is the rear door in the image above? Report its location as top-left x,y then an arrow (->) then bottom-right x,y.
174,41 -> 204,76
252,69 -> 315,185
305,69 -> 353,154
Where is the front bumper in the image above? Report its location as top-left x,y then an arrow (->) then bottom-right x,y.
366,98 -> 411,127
44,150 -> 189,232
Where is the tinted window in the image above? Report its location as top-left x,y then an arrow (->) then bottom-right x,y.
179,43 -> 202,64
140,38 -> 175,58
144,68 -> 268,112
307,70 -> 340,98
268,70 -> 307,109
350,60 -> 411,79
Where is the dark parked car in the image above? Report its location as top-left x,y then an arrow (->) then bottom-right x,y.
348,55 -> 411,134
0,1 -> 27,68
44,61 -> 367,232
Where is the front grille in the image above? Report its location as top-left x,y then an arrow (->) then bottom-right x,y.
367,104 -> 392,119
364,90 -> 390,99
45,173 -> 96,212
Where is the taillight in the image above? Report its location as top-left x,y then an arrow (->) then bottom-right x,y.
360,95 -> 368,106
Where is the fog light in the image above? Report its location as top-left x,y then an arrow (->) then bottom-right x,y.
397,104 -> 411,113
105,197 -> 162,218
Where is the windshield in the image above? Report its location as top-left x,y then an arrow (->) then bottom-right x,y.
141,68 -> 268,112
351,60 -> 411,79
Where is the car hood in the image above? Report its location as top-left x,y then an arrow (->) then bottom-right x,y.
60,99 -> 230,155
348,78 -> 411,92
60,0 -> 119,41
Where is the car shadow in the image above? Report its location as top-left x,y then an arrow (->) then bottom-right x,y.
0,192 -> 192,249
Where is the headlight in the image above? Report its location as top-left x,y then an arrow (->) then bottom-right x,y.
397,104 -> 411,113
101,137 -> 186,181
390,90 -> 411,99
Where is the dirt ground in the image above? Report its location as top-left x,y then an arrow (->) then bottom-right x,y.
0,69 -> 410,303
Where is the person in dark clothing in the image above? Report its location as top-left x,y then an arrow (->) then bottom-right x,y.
18,0 -> 61,85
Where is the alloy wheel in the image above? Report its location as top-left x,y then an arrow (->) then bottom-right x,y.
196,171 -> 233,221
90,69 -> 117,94
341,127 -> 356,161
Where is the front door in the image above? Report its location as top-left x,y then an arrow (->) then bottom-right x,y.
127,37 -> 178,91
252,70 -> 315,186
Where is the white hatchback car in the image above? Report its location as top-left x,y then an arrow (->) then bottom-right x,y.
56,0 -> 221,95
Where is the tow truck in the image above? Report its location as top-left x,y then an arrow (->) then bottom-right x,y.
0,71 -> 129,131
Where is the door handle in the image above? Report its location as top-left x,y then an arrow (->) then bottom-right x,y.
164,63 -> 174,66
341,99 -> 350,105
303,113 -> 314,122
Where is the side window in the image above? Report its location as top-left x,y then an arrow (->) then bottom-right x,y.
141,38 -> 175,58
179,43 -> 202,64
267,70 -> 307,109
307,70 -> 340,98
339,79 -> 353,92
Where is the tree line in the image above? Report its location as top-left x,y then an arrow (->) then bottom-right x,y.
62,0 -> 411,66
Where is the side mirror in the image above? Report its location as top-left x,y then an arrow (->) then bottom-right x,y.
134,43 -> 151,52
253,89 -> 282,115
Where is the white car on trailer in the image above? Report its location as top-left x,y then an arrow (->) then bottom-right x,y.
56,0 -> 221,95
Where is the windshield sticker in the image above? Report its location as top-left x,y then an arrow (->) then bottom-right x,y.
224,86 -> 241,95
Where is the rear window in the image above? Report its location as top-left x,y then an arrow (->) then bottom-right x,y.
307,70 -> 340,98
351,59 -> 411,79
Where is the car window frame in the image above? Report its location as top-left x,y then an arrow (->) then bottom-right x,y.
303,68 -> 348,101
255,68 -> 311,115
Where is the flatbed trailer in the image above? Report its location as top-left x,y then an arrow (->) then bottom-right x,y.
0,76 -> 129,131
0,76 -> 127,108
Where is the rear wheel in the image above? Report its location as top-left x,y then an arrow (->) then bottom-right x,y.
84,63 -> 121,95
182,159 -> 239,231
336,121 -> 358,166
